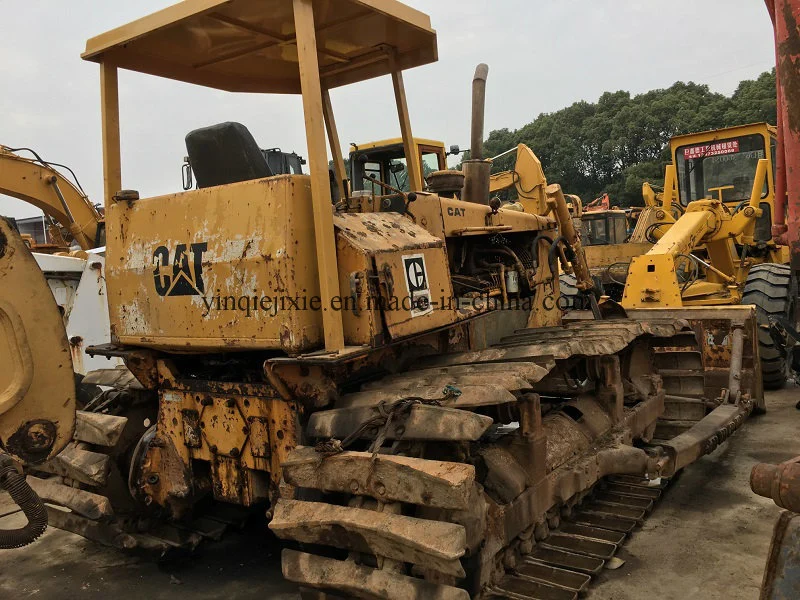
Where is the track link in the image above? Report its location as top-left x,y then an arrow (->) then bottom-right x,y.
270,318 -> 736,599
488,476 -> 668,600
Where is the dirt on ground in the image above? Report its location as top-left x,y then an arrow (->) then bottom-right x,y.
591,387 -> 800,599
0,388 -> 797,600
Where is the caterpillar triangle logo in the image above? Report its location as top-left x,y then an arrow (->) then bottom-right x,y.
402,253 -> 433,317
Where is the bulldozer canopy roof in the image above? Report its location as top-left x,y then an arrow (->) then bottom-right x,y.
82,0 -> 437,93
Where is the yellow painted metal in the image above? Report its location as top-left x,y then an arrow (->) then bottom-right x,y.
622,159 -> 770,309
322,89 -> 347,202
100,62 -> 122,207
585,242 -> 653,271
0,218 -> 76,464
411,193 -> 557,238
547,184 -> 593,291
293,0 -> 344,352
85,0 -> 441,354
488,144 -> 549,216
105,176 -> 324,353
81,0 -> 437,93
353,138 -> 445,154
334,208 -> 458,340
390,52 -> 424,194
0,147 -> 102,250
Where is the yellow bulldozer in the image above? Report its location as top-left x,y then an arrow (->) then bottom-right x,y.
0,2 -> 768,599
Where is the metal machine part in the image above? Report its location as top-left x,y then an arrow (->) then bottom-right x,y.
0,3 -> 767,600
0,145 -> 104,250
752,456 -> 800,599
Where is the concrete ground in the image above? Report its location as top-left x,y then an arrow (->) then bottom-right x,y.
0,388 -> 797,600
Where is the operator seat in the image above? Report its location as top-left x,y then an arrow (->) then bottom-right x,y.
185,122 -> 273,189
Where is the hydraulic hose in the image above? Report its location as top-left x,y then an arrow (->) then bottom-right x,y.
0,454 -> 47,548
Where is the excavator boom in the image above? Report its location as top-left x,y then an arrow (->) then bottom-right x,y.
0,146 -> 103,250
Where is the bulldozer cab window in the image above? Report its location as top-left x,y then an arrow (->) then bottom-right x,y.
388,157 -> 411,191
361,160 -> 384,195
421,152 -> 441,178
351,145 -> 442,193
583,218 -> 606,246
676,134 -> 768,205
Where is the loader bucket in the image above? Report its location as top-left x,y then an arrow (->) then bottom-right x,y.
627,306 -> 764,412
0,217 -> 76,464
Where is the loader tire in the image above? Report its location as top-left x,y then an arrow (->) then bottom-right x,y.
742,263 -> 796,390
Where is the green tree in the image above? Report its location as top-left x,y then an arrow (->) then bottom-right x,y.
723,69 -> 777,126
483,71 -> 776,208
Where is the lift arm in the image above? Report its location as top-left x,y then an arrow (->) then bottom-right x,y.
622,159 -> 768,308
488,144 -> 549,215
0,147 -> 103,250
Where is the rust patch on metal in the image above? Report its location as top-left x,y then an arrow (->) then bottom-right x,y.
0,225 -> 7,259
6,420 -> 57,464
779,1 -> 800,134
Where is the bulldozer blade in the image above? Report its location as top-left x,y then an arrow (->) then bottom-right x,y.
627,306 -> 763,411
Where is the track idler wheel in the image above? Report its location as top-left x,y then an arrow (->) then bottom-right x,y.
0,454 -> 47,548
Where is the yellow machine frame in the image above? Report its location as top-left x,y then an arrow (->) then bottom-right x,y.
83,0 -> 440,355
0,146 -> 103,250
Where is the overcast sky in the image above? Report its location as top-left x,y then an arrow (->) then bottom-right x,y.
0,0 -> 776,219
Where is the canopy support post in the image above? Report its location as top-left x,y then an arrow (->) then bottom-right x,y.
293,0 -> 345,352
100,62 -> 121,207
322,88 -> 347,202
389,53 -> 422,193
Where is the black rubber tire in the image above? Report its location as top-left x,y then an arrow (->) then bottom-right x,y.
742,263 -> 796,390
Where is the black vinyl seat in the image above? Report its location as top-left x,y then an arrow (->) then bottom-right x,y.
185,122 -> 273,189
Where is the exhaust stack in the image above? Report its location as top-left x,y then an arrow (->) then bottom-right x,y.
470,63 -> 489,160
462,63 -> 492,205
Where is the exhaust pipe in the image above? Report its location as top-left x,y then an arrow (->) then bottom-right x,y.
462,63 -> 492,205
470,63 -> 489,160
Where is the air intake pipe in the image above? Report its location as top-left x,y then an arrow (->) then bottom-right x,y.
462,64 -> 492,205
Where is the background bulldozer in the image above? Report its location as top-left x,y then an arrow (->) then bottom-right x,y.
0,1 -> 771,600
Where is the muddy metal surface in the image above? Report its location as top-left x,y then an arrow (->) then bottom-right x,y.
591,387 -> 800,600
1,388 -> 798,600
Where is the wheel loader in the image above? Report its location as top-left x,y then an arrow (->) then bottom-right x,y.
0,1 -> 766,598
618,123 -> 796,389
539,122 -> 796,389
